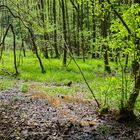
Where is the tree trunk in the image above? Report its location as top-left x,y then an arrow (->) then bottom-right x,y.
77,4 -> 80,57
11,24 -> 18,75
53,0 -> 59,58
70,0 -> 80,56
118,66 -> 140,122
61,0 -> 67,66
72,8 -> 77,53
65,0 -> 72,54
40,0 -> 49,59
80,0 -> 85,62
91,0 -> 96,58
117,0 -> 140,122
100,0 -> 111,73
28,27 -> 46,73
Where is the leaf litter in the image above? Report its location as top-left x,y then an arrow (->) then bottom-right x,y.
0,85 -> 140,140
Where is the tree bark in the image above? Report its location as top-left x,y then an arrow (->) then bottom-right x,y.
117,0 -> 140,122
53,0 -> 59,58
61,0 -> 67,66
28,27 -> 46,73
39,0 -> 49,59
11,24 -> 18,75
100,0 -> 111,73
91,0 -> 96,58
80,0 -> 85,62
119,65 -> 140,122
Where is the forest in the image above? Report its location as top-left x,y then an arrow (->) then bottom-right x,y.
0,0 -> 140,139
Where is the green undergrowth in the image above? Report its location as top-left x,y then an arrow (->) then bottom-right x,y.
0,50 -> 139,113
0,50 -> 106,83
0,77 -> 17,90
20,82 -> 29,93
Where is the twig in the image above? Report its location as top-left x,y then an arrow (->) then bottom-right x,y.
4,118 -> 27,140
64,42 -> 100,108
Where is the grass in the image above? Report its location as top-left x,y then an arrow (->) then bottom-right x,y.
0,50 -> 138,112
0,77 -> 16,90
0,50 -> 106,84
18,58 -> 100,83
20,83 -> 29,93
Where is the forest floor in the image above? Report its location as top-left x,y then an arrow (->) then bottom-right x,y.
0,81 -> 140,140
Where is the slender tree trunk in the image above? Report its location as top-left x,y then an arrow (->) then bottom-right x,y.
72,8 -> 77,53
124,54 -> 129,71
53,0 -> 59,58
40,0 -> 49,59
69,0 -> 80,56
0,24 -> 10,62
11,24 -> 18,75
28,27 -> 46,73
91,0 -> 96,58
77,4 -> 80,57
100,0 -> 111,73
85,1 -> 90,58
80,0 -> 85,62
0,24 -> 19,75
61,0 -> 67,66
65,0 -> 72,54
58,0 -> 63,54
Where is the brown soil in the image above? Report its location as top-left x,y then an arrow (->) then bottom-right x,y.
0,84 -> 140,140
